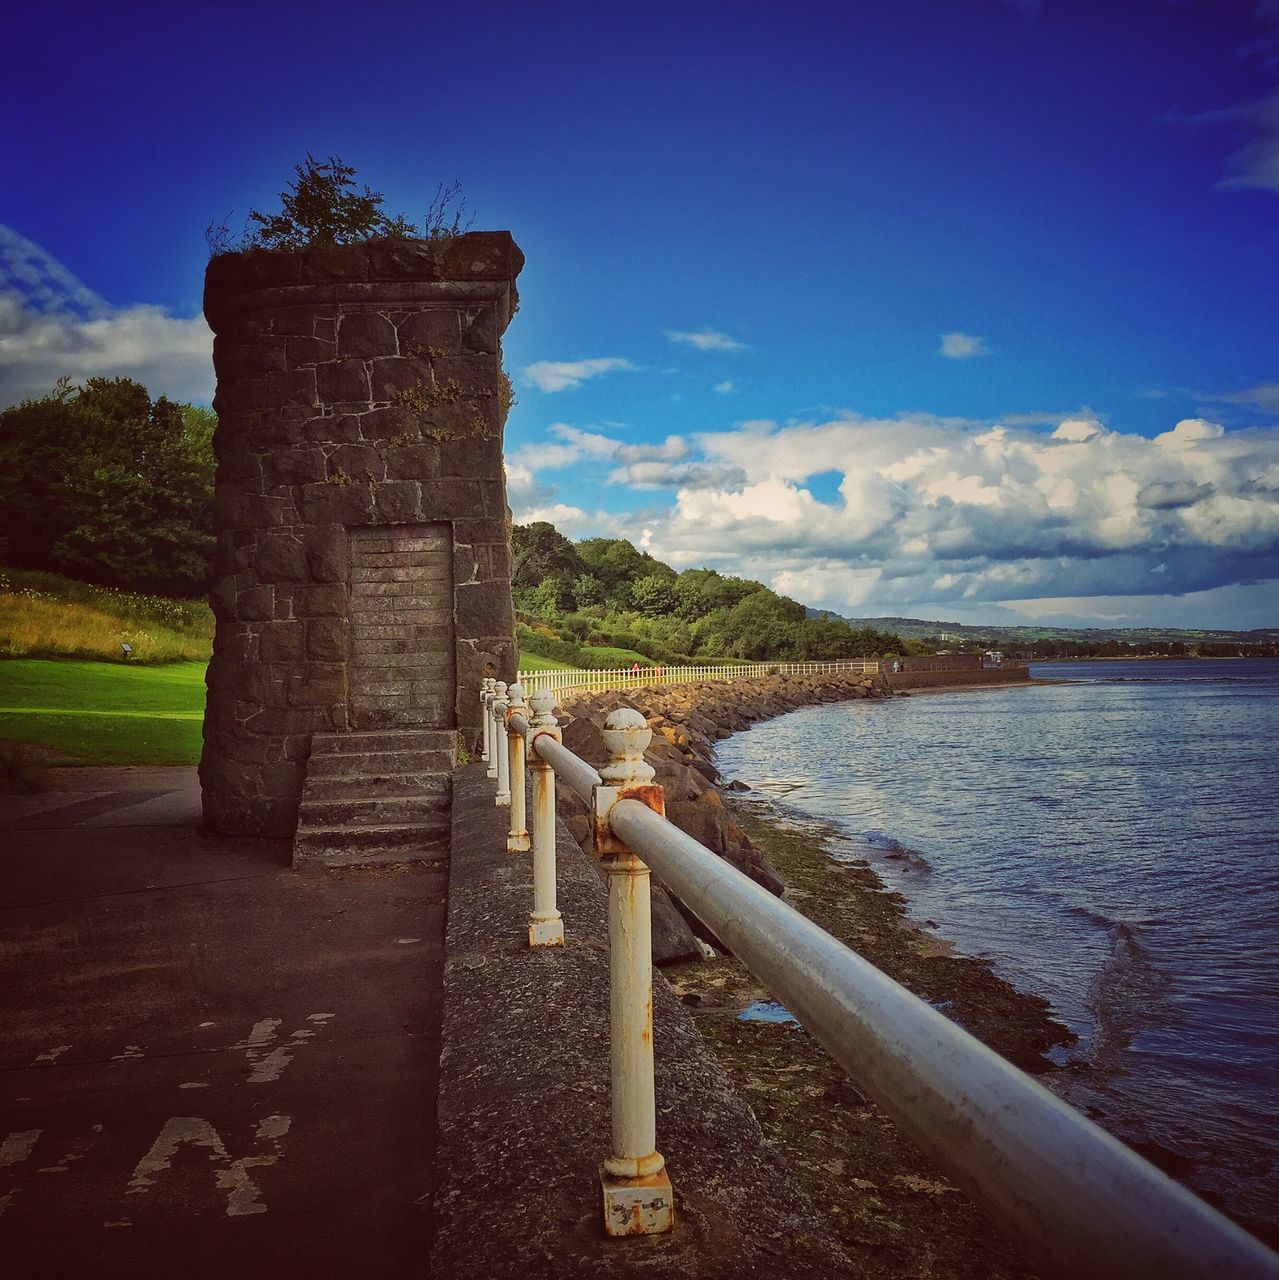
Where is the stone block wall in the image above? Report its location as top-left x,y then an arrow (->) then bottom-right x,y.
883,666 -> 1029,691
899,654 -> 983,672
200,233 -> 523,837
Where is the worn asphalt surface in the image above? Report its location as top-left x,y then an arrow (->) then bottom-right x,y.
0,767 -> 445,1279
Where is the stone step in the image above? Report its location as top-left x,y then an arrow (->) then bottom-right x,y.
298,794 -> 449,828
306,749 -> 456,778
302,774 -> 451,802
293,821 -> 450,867
312,729 -> 458,757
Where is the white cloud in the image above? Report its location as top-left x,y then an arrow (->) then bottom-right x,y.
1051,418 -> 1103,442
1154,418 -> 1226,451
520,357 -> 636,393
507,408 -> 1279,623
714,380 -> 736,394
666,327 -> 748,352
939,331 -> 991,359
0,225 -> 214,409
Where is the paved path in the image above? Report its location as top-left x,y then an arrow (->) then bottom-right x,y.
0,767 -> 445,1279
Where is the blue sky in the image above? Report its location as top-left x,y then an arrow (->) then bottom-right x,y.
3,0 -> 1277,627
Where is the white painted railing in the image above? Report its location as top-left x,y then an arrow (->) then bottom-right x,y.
518,658 -> 879,695
476,677 -> 1279,1274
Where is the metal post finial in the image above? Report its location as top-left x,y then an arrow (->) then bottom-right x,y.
529,685 -> 556,725
599,708 -> 654,785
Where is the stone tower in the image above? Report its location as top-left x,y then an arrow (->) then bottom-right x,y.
200,232 -> 523,857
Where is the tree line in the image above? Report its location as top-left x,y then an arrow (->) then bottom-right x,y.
512,521 -> 905,665
0,378 -> 215,597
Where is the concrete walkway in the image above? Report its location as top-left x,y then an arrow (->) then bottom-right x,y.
0,768 -> 444,1279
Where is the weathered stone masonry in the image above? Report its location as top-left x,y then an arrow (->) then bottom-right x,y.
200,233 -> 524,838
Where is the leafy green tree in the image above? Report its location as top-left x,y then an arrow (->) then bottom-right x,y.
511,522 -> 586,594
631,573 -> 677,617
244,154 -> 415,249
209,156 -> 472,254
0,378 -> 214,595
525,574 -> 578,618
673,567 -> 764,620
577,537 -> 675,604
572,573 -> 606,609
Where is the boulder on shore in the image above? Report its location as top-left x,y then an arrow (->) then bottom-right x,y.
551,672 -> 890,965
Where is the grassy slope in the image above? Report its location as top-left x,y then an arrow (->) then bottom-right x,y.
578,645 -> 653,667
0,660 -> 207,765
515,653 -> 578,672
0,568 -> 214,662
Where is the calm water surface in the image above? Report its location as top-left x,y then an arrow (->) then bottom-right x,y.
716,658 -> 1279,1237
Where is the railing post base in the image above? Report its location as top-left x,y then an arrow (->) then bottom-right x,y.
599,1164 -> 674,1237
528,912 -> 564,947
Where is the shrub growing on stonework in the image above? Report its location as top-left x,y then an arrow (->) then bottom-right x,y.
206,154 -> 473,255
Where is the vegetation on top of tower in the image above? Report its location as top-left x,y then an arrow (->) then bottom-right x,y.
206,154 -> 472,255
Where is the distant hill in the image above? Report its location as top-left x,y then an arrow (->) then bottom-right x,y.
808,609 -> 1279,654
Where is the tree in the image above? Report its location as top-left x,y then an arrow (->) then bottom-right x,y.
526,575 -> 575,618
209,156 -> 471,254
631,573 -> 677,617
0,378 -> 215,595
572,573 -> 606,609
244,153 -> 414,249
577,537 -> 675,606
510,522 -> 586,593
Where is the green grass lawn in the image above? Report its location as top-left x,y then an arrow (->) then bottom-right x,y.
0,659 -> 207,765
516,653 -> 580,672
578,645 -> 655,668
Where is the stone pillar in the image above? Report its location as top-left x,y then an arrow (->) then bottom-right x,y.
200,233 -> 523,836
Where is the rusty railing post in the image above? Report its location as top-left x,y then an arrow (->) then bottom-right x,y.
480,677 -> 494,768
526,688 -> 565,947
493,681 -> 510,806
506,682 -> 530,850
483,677 -> 497,776
591,708 -> 674,1236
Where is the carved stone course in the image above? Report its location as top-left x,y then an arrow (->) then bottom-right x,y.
200,233 -> 523,839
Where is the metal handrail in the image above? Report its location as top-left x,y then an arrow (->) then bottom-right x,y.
485,683 -> 1279,1273
523,729 -> 600,801
609,798 -> 1277,1279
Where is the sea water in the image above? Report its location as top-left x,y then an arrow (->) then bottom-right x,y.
716,658 -> 1279,1241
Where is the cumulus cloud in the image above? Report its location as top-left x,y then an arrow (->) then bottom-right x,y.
508,408 -> 1279,623
939,331 -> 991,359
0,225 -> 214,409
520,357 -> 636,393
666,327 -> 748,352
714,380 -> 736,394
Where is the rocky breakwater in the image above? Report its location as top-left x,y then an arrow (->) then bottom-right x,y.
549,670 -> 890,963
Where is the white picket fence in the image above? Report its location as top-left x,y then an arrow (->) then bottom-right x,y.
517,658 -> 880,695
